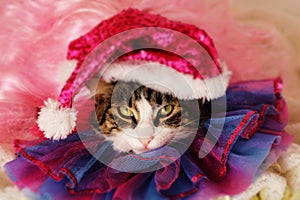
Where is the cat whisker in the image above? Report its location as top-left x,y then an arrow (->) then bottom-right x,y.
177,127 -> 200,133
180,119 -> 199,127
168,138 -> 193,147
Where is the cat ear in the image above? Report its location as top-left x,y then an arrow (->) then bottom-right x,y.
93,80 -> 116,128
96,79 -> 116,93
85,78 -> 115,99
85,78 -> 99,94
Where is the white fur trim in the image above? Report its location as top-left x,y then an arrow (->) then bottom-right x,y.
37,98 -> 77,140
100,61 -> 231,100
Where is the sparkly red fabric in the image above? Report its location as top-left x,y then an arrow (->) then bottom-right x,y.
59,9 -> 221,107
67,8 -> 220,75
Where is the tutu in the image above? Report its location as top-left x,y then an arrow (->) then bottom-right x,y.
5,78 -> 292,200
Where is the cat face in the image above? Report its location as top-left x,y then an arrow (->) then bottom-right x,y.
92,79 -> 207,154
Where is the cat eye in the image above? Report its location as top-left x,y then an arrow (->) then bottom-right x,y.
118,106 -> 134,119
159,105 -> 174,116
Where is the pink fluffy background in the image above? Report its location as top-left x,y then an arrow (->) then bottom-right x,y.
0,0 -> 293,151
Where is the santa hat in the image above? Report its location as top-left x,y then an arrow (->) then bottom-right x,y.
37,8 -> 231,140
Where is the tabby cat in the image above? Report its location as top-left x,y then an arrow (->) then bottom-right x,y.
91,79 -> 210,154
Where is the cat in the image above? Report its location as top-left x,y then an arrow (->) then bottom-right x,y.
91,79 -> 211,154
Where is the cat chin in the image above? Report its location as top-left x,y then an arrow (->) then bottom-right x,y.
130,148 -> 152,154
113,143 -> 163,154
108,141 -> 150,154
109,137 -> 177,154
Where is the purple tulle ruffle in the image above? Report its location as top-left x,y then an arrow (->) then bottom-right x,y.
5,79 -> 293,200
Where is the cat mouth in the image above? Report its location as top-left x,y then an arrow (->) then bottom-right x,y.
129,147 -> 153,154
129,144 -> 168,154
128,150 -> 134,154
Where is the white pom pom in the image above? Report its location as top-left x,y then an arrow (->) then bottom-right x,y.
37,98 -> 77,140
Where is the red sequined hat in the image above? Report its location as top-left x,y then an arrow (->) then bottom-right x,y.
37,8 -> 231,140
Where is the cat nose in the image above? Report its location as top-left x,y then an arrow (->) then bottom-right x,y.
136,125 -> 154,148
136,125 -> 154,138
138,136 -> 154,149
